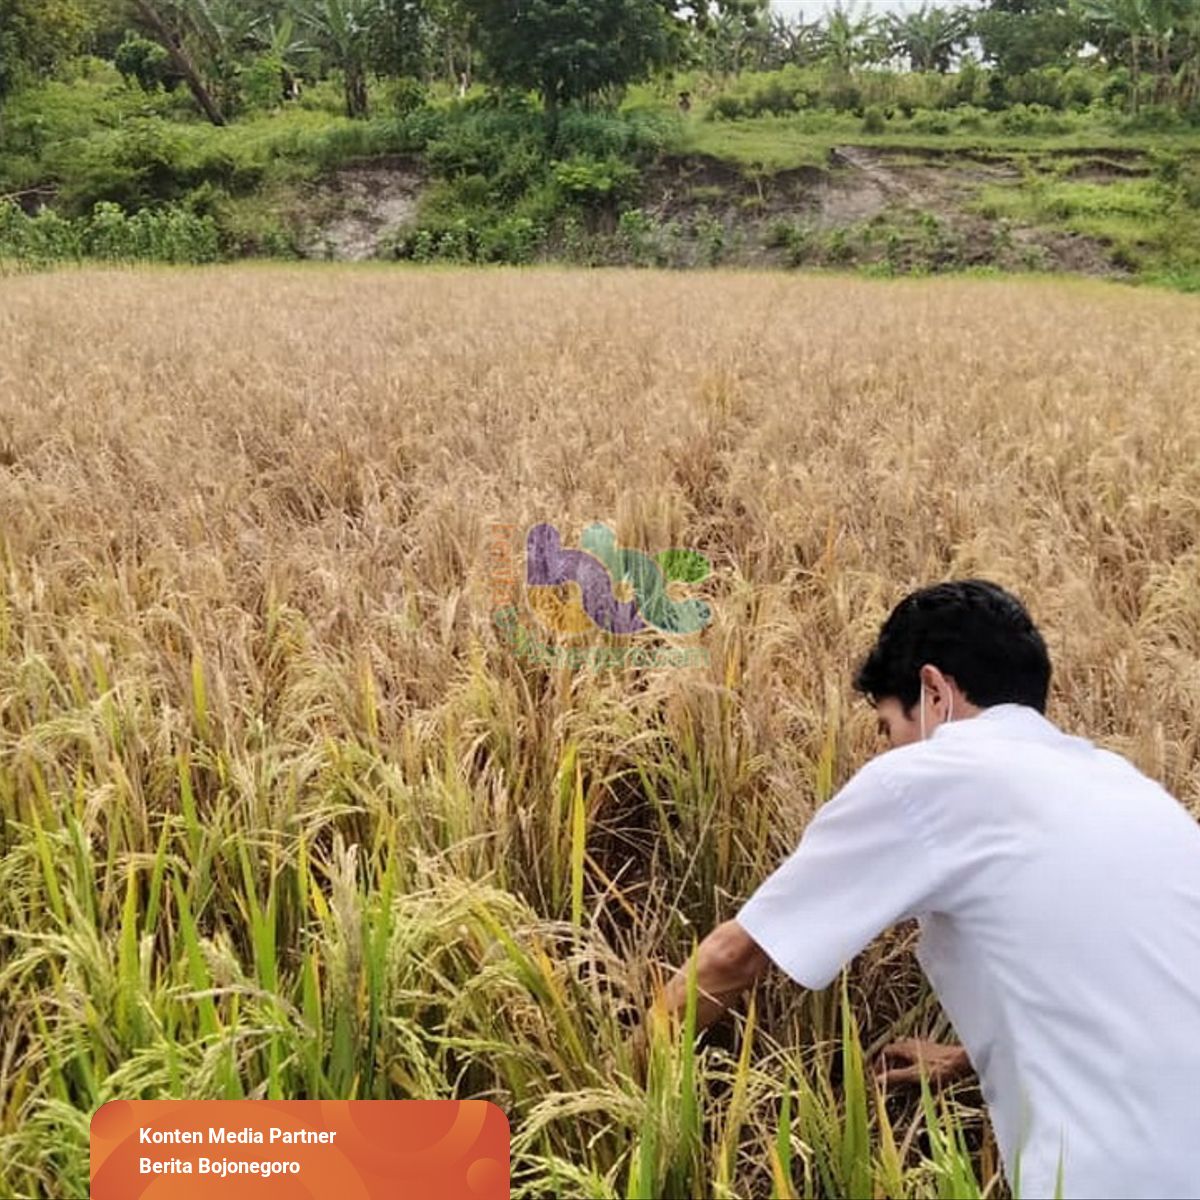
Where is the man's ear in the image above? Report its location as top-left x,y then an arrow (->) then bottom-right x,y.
919,663 -> 953,709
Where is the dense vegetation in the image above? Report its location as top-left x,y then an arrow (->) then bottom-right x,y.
2,0 -> 1199,283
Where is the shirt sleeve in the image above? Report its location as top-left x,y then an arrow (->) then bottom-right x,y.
735,755 -> 946,990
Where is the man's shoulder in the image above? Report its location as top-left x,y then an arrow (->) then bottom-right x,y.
852,740 -> 944,786
837,734 -> 998,813
834,745 -> 928,805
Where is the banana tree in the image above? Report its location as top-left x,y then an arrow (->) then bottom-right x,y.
885,3 -> 972,73
693,0 -> 772,78
762,12 -> 824,68
187,0 -> 268,114
819,0 -> 882,71
1142,0 -> 1191,103
1174,3 -> 1200,110
255,14 -> 312,101
293,0 -> 382,118
1076,0 -> 1148,110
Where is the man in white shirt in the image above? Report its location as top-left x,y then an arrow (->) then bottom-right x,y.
659,580 -> 1200,1199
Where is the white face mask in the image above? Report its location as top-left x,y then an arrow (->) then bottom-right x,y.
919,679 -> 954,741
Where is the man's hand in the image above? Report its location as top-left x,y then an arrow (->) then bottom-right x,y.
875,1039 -> 972,1089
659,920 -> 771,1032
631,921 -> 769,1083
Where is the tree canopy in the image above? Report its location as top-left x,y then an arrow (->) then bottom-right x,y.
458,0 -> 673,127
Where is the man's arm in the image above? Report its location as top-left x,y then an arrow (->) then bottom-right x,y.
660,920 -> 772,1031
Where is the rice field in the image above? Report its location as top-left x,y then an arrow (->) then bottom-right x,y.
2,264 -> 1199,1199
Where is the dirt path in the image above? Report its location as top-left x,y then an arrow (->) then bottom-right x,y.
828,145 -> 918,204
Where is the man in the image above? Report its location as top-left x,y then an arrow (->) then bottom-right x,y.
660,580 -> 1200,1199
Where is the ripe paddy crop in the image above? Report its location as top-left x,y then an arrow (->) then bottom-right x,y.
1,264 -> 1198,1198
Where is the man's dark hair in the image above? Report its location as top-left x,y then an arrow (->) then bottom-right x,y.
853,580 -> 1051,714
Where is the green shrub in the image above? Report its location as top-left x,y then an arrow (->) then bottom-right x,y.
1019,243 -> 1050,270
0,73 -> 176,161
552,154 -> 639,207
991,218 -> 1015,253
1111,243 -> 1143,271
479,215 -> 542,263
1060,66 -> 1098,109
985,74 -> 1009,112
1101,68 -> 1132,109
391,208 -> 547,266
0,199 -> 220,265
909,109 -> 952,135
617,207 -> 660,265
765,219 -> 794,249
865,68 -> 959,112
826,77 -> 863,113
83,201 -> 220,261
241,55 -> 287,112
993,102 -> 1070,134
765,220 -> 812,267
384,76 -> 428,117
861,105 -> 886,134
296,78 -> 351,116
50,118 -> 190,212
395,107 -> 449,149
707,94 -> 744,121
489,140 -> 547,201
827,227 -> 852,263
215,196 -> 300,258
409,105 -> 659,254
1006,68 -> 1066,110
1152,149 -> 1183,187
559,213 -> 594,264
997,104 -> 1037,134
747,77 -> 794,116
1119,104 -> 1183,133
425,112 -> 540,186
705,67 -> 819,121
306,121 -> 390,169
512,176 -> 563,227
0,202 -> 82,262
113,35 -> 173,94
1150,150 -> 1200,209
430,217 -> 478,261
557,109 -> 670,161
694,209 -> 725,266
949,60 -> 985,107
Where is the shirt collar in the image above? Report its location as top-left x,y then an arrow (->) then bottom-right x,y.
932,702 -> 1064,743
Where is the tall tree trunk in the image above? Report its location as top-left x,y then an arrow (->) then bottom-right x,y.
132,0 -> 225,126
1131,35 -> 1141,113
1184,56 -> 1199,111
345,63 -> 368,118
543,80 -> 560,149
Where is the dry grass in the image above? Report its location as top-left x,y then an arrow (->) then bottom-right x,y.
1,263 -> 1199,1198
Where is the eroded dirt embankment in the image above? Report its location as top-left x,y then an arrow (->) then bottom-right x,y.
298,146 -> 1128,276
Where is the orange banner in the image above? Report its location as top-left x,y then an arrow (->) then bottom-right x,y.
90,1100 -> 510,1200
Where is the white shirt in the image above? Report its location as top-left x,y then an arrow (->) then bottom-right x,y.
736,703 -> 1200,1199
